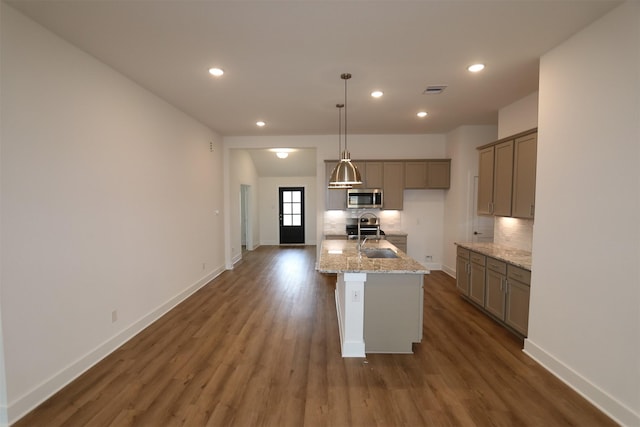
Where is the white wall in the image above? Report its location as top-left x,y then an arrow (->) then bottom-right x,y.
0,5 -> 225,423
443,125 -> 498,275
525,2 -> 640,425
498,91 -> 539,139
258,176 -> 317,245
0,3 -> 8,425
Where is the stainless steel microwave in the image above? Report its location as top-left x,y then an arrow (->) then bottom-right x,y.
347,188 -> 383,209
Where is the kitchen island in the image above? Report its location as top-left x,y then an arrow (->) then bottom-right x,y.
317,239 -> 430,357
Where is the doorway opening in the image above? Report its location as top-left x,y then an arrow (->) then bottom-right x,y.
241,184 -> 253,252
279,187 -> 305,244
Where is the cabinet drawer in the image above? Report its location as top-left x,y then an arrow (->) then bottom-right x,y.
470,251 -> 485,266
507,265 -> 531,285
457,246 -> 470,259
486,257 -> 506,275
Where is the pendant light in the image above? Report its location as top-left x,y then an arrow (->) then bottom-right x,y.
328,73 -> 362,188
328,104 -> 352,189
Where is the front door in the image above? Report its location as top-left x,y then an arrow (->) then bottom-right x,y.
279,187 -> 305,244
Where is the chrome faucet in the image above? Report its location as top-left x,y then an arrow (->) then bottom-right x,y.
357,212 -> 380,243
358,236 -> 368,254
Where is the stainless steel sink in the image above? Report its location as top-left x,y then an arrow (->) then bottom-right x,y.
362,248 -> 399,259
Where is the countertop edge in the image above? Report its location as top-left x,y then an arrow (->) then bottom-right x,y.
455,242 -> 532,271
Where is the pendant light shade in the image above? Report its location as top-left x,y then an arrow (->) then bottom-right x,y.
329,151 -> 361,187
328,73 -> 362,188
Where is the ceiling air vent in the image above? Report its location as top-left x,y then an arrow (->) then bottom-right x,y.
423,85 -> 447,95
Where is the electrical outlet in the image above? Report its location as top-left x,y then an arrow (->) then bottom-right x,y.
425,255 -> 433,261
111,310 -> 118,323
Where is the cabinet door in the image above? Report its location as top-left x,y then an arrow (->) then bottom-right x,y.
506,279 -> 530,336
477,146 -> 495,215
364,161 -> 384,188
351,161 -> 383,189
469,258 -> 486,306
383,162 -> 404,209
456,256 -> 469,295
493,140 -> 514,216
325,162 -> 346,210
404,161 -> 428,189
485,270 -> 506,319
426,160 -> 451,189
512,133 -> 537,218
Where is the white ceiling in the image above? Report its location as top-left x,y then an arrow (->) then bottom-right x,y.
7,0 -> 620,138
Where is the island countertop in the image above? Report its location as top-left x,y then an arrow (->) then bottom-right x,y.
318,239 -> 430,274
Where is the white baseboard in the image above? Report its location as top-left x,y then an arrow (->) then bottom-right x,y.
442,264 -> 456,278
8,265 -> 226,425
524,339 -> 640,426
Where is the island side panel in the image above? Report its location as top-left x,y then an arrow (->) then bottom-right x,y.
364,273 -> 424,354
336,272 -> 366,358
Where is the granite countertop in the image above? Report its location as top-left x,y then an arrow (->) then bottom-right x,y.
318,239 -> 430,274
455,242 -> 532,271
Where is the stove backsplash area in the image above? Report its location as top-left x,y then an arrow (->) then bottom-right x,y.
323,210 -> 401,235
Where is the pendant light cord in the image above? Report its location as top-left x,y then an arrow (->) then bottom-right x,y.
336,103 -> 343,159
341,73 -> 351,157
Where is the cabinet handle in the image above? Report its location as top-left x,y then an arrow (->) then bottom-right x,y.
530,204 -> 535,216
489,202 -> 494,214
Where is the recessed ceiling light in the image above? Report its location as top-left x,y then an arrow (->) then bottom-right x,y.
371,90 -> 383,98
256,121 -> 266,127
467,63 -> 485,73
276,152 -> 288,159
417,111 -> 428,118
208,67 -> 224,77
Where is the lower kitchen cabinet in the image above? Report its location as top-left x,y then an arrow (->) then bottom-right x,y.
469,252 -> 486,306
456,246 -> 531,337
455,247 -> 470,295
505,265 -> 531,336
484,258 -> 507,319
385,234 -> 407,253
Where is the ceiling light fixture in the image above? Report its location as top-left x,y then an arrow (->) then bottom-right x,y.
329,73 -> 362,188
256,121 -> 266,127
208,67 -> 224,77
270,148 -> 294,159
417,111 -> 428,118
467,63 -> 485,73
371,90 -> 383,98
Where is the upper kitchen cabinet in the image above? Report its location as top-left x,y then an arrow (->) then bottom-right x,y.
477,146 -> 495,215
404,160 -> 451,189
493,141 -> 515,216
477,129 -> 537,218
383,162 -> 404,210
353,161 -> 383,189
325,161 -> 346,210
511,133 -> 537,219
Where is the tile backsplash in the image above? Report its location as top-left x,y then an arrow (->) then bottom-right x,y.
493,217 -> 533,252
324,210 -> 402,234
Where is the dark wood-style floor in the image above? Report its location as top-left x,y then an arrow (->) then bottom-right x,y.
15,245 -> 615,426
